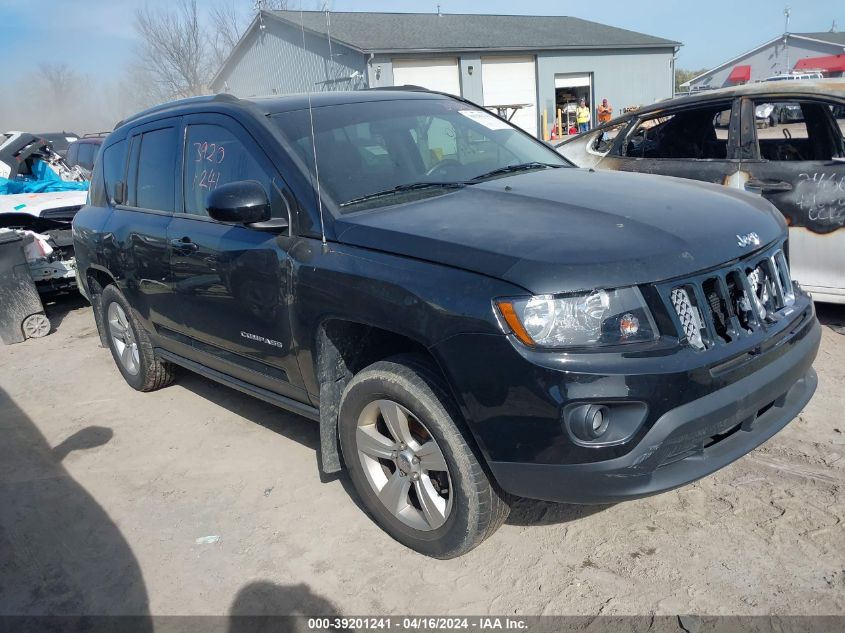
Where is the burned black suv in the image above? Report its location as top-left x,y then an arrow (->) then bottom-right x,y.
73,90 -> 820,558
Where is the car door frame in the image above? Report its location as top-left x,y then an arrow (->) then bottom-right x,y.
738,92 -> 845,302
163,111 -> 308,401
104,117 -> 184,341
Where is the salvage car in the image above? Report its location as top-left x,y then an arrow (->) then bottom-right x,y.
65,134 -> 106,177
557,80 -> 845,304
0,191 -> 87,295
1,133 -> 89,299
33,131 -> 80,158
74,91 -> 819,558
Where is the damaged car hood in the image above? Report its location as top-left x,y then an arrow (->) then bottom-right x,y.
0,191 -> 88,217
334,168 -> 786,295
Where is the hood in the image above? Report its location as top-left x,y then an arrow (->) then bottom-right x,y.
334,168 -> 786,295
0,191 -> 88,217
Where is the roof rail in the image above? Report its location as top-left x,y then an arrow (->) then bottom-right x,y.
82,132 -> 110,138
363,84 -> 431,92
114,93 -> 241,130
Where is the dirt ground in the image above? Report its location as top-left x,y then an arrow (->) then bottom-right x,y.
1,295 -> 844,618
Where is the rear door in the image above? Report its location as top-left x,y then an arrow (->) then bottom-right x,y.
108,120 -> 182,335
167,113 -> 307,401
738,95 -> 845,301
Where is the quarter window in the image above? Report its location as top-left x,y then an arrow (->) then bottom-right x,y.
102,140 -> 127,205
183,124 -> 271,217
77,143 -> 98,170
136,128 -> 176,212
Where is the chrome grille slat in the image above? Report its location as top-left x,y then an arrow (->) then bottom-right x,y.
664,245 -> 794,351
670,287 -> 706,350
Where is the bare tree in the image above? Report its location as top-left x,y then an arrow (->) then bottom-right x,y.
210,0 -> 294,70
134,0 -> 211,102
134,0 -> 312,105
37,62 -> 79,104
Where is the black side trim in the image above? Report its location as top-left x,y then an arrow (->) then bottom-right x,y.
155,348 -> 319,422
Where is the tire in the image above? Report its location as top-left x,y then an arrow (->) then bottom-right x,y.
100,284 -> 176,392
338,354 -> 509,558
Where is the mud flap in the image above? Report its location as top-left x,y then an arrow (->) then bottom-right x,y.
319,380 -> 343,474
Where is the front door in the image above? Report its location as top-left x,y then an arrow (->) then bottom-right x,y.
738,96 -> 845,301
601,98 -> 743,187
167,114 -> 306,401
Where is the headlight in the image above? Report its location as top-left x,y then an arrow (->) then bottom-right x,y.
495,287 -> 658,348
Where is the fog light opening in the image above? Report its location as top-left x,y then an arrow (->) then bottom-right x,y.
569,404 -> 611,441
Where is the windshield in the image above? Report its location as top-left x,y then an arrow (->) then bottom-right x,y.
271,97 -> 568,212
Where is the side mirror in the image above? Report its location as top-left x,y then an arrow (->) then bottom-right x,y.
206,181 -> 271,224
113,181 -> 127,206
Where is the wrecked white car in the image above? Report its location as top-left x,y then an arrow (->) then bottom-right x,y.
1,131 -> 88,297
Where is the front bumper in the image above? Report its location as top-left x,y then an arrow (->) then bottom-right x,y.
434,302 -> 820,505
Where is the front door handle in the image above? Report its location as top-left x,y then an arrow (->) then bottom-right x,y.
745,179 -> 794,193
170,237 -> 198,253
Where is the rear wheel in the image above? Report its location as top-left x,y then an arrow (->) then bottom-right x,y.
101,285 -> 175,392
338,355 -> 509,558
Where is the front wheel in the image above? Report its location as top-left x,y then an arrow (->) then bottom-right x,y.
338,355 -> 509,558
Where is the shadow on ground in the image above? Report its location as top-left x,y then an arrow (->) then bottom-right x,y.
42,292 -> 89,334
227,582 -> 347,633
816,302 -> 845,334
0,387 -> 149,620
174,372 -> 610,529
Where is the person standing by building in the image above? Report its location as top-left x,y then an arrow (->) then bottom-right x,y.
576,98 -> 591,133
598,98 -> 613,124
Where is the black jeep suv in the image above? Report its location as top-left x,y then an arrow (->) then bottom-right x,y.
73,90 -> 820,558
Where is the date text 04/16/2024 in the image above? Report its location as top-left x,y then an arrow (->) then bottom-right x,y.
307,617 -> 528,630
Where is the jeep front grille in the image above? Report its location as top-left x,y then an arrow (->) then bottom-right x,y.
663,246 -> 796,351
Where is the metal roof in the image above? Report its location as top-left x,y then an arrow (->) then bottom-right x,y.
269,10 -> 680,53
115,90 -> 457,131
603,79 -> 845,123
794,31 -> 845,46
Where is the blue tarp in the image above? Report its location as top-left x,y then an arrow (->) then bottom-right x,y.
0,159 -> 88,195
0,177 -> 88,194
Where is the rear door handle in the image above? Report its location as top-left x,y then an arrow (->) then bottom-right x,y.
170,237 -> 198,253
745,179 -> 793,193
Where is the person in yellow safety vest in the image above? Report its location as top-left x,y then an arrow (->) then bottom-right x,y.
598,98 -> 613,124
575,98 -> 591,133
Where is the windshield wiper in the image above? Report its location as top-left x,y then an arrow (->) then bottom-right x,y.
339,182 -> 466,208
470,162 -> 563,182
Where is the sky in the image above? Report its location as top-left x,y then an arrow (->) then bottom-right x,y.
0,0 -> 842,86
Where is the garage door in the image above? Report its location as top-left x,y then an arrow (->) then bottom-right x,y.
481,56 -> 538,136
392,58 -> 461,96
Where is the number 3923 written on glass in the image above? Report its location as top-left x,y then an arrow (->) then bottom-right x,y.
193,141 -> 225,191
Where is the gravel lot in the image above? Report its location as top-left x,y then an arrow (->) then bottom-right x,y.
1,296 -> 844,618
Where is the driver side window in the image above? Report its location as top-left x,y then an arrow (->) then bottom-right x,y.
183,124 -> 271,216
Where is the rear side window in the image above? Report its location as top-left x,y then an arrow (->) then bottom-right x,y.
66,143 -> 79,166
136,127 -> 176,212
102,140 -> 127,205
183,124 -> 271,217
77,143 -> 97,170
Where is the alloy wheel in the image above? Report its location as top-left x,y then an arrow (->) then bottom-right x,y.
355,399 -> 453,531
107,302 -> 140,376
